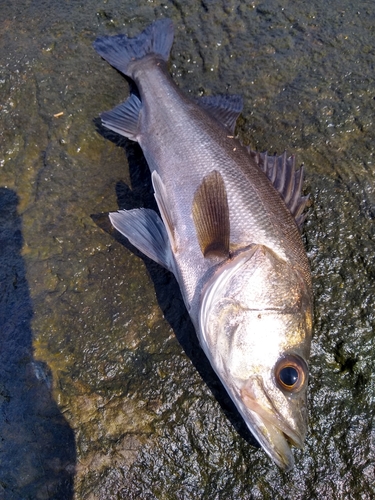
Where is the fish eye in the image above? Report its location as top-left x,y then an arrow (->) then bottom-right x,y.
274,354 -> 308,393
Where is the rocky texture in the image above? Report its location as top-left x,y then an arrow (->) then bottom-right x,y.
1,1 -> 375,498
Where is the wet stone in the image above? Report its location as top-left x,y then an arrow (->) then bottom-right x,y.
0,0 -> 375,498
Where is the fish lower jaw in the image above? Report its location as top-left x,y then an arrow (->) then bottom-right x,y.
241,385 -> 305,444
236,387 -> 304,470
246,408 -> 296,471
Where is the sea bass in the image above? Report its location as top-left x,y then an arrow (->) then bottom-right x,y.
93,18 -> 313,470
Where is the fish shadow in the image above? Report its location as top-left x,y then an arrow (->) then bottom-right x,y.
93,120 -> 259,449
0,188 -> 76,499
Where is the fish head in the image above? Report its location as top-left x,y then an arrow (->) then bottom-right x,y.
199,244 -> 313,470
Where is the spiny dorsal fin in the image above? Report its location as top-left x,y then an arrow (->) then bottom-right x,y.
248,149 -> 309,228
197,95 -> 243,134
192,170 -> 230,258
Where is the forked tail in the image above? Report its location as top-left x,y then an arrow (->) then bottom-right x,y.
93,18 -> 174,77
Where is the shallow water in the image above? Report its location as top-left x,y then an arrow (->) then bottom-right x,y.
1,0 -> 375,498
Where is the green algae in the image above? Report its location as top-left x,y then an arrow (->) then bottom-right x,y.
1,0 -> 375,498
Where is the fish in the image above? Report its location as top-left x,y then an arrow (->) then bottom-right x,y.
93,18 -> 313,470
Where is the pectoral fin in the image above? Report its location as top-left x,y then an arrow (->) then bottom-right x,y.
151,171 -> 177,253
192,170 -> 230,259
109,208 -> 174,272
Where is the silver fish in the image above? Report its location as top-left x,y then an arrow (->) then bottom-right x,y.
94,18 -> 313,470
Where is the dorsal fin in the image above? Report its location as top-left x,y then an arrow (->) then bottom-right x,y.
248,149 -> 309,228
192,171 -> 230,259
197,95 -> 243,134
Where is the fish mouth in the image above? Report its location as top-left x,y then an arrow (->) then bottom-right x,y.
239,380 -> 306,471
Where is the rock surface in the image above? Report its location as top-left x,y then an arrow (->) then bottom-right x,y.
1,1 -> 375,498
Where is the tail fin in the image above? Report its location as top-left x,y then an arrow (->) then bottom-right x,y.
93,18 -> 174,77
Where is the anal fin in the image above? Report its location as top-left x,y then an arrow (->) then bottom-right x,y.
101,94 -> 142,141
109,208 -> 174,272
192,170 -> 230,259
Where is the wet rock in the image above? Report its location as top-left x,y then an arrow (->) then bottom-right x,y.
1,1 -> 375,498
